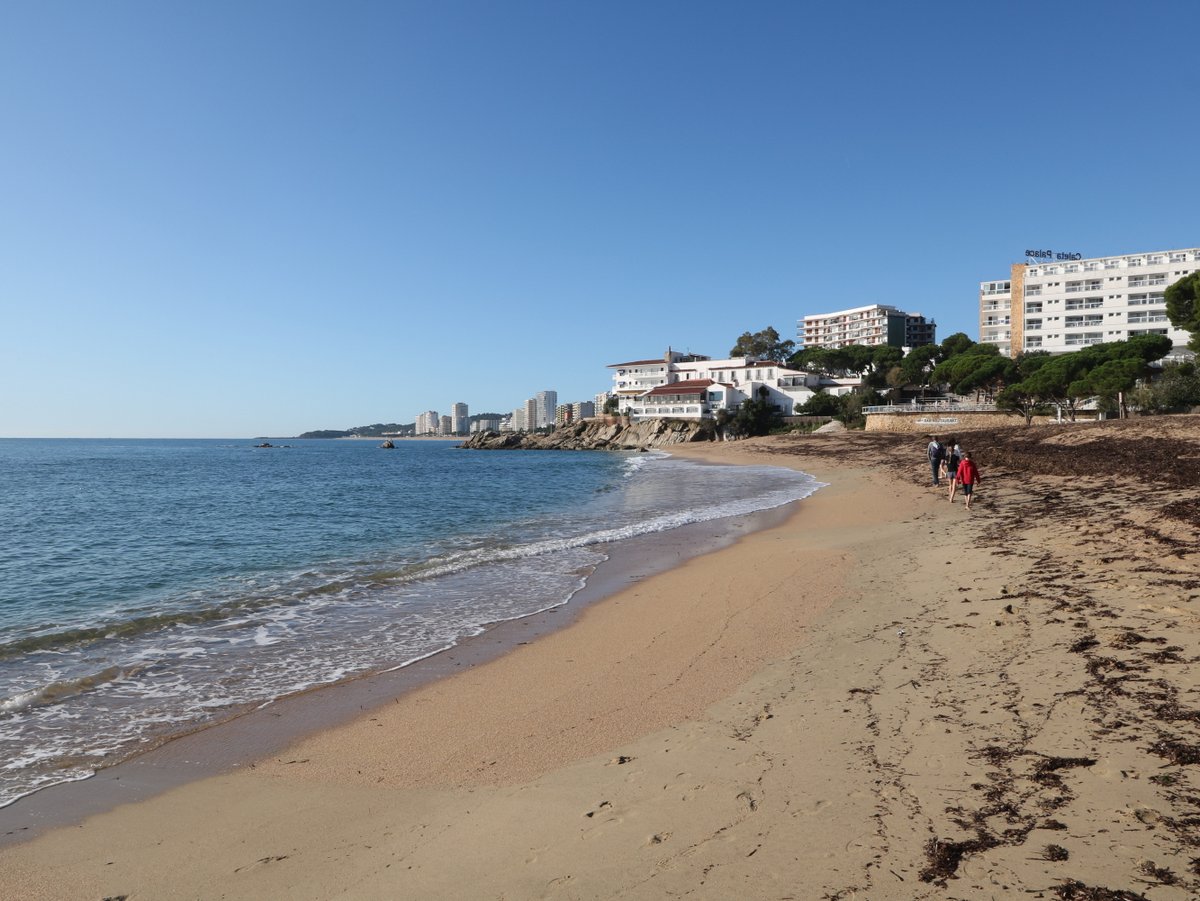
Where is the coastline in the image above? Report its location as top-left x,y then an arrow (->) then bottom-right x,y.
0,477 -> 801,841
3,420 -> 1199,899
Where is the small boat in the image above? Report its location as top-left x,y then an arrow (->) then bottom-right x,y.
380,439 -> 395,449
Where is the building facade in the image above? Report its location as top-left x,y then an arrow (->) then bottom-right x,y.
981,247 -> 1200,358
535,390 -> 557,429
798,304 -> 935,350
451,402 -> 469,436
608,350 -> 828,421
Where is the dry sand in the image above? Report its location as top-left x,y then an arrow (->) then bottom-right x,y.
2,416 -> 1199,900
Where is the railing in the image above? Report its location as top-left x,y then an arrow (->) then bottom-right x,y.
863,402 -> 999,415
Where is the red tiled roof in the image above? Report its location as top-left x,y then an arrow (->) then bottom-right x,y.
643,379 -> 718,397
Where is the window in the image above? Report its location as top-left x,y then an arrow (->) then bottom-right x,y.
1169,252 -> 1186,262
1065,297 -> 1104,311
1065,280 -> 1084,293
1028,268 -> 1040,276
1128,311 -> 1169,324
1127,257 -> 1143,267
1128,275 -> 1149,287
1128,328 -> 1169,337
1025,285 -> 1042,296
1025,336 -> 1043,348
1084,261 -> 1102,271
1026,318 -> 1042,330
1148,255 -> 1164,264
1066,315 -> 1103,327
1026,301 -> 1043,313
1085,279 -> 1103,291
1065,332 -> 1103,346
1105,259 -> 1122,269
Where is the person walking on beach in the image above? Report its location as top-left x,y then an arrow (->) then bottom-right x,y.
953,451 -> 981,509
926,436 -> 945,487
944,438 -> 962,497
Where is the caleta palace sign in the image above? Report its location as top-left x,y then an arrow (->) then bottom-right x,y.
1025,248 -> 1083,261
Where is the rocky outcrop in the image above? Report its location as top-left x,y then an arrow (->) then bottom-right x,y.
459,418 -> 716,451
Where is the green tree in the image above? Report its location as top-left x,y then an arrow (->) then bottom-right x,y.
795,390 -> 841,416
939,332 -> 977,359
1165,271 -> 1200,353
729,326 -> 796,362
730,385 -> 782,437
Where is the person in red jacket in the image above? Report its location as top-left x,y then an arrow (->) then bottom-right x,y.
952,451 -> 981,509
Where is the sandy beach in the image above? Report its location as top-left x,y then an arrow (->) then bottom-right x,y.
3,417 -> 1200,900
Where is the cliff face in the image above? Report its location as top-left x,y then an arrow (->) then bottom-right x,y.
459,418 -> 715,451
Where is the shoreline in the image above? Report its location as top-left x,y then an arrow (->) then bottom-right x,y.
0,458 -> 808,844
4,421 -> 1199,899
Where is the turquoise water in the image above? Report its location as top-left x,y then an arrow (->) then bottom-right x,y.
0,438 -> 822,806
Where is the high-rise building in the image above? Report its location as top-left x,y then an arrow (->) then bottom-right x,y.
980,247 -> 1199,358
535,390 -> 557,429
511,407 -> 526,432
523,398 -> 539,432
439,415 -> 452,435
572,401 -> 596,421
451,402 -> 469,436
415,411 -> 440,435
797,304 -> 935,350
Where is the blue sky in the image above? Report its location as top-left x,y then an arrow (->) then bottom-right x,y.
2,0 -> 1196,437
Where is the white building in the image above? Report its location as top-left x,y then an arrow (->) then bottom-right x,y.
523,398 -> 538,432
511,407 -> 526,432
415,410 -> 440,435
471,417 -> 501,433
451,402 -> 469,436
439,415 -> 452,435
572,400 -> 596,421
981,247 -> 1200,358
798,304 -> 936,350
535,390 -> 557,429
608,350 -> 827,421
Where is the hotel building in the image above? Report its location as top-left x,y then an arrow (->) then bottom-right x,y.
607,350 -> 834,421
798,304 -> 936,350
980,247 -> 1199,358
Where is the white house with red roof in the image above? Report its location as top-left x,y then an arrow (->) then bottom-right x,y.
606,349 -> 838,421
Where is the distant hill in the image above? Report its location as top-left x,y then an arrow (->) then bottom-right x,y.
296,414 -> 506,439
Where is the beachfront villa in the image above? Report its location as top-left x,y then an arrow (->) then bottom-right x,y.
607,350 -> 844,421
980,246 -> 1200,359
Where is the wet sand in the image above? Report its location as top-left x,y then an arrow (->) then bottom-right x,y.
2,416 -> 1199,899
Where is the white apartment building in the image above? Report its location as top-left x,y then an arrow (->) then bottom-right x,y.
523,398 -> 539,432
451,402 -> 469,436
535,390 -> 557,429
981,247 -> 1199,358
415,410 -> 440,435
608,350 -> 828,421
798,304 -> 936,350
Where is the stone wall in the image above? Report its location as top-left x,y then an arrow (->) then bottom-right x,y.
865,410 -> 1024,433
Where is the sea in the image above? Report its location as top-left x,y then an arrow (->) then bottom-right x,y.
0,437 -> 823,808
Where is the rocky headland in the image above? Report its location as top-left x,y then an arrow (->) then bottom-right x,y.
459,418 -> 714,450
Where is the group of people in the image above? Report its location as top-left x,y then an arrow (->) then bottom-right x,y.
925,436 -> 981,509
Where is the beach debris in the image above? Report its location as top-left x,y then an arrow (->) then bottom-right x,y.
1052,881 -> 1150,900
897,629 -> 905,637
1149,738 -> 1200,766
1137,860 -> 1179,885
1041,843 -> 1070,861
919,835 -> 999,884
